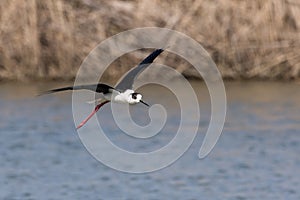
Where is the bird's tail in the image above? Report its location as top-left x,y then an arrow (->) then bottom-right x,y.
86,98 -> 103,104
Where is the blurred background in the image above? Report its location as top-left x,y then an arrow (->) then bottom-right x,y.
1,1 -> 300,200
0,0 -> 299,81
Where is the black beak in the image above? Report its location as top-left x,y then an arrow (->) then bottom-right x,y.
140,100 -> 149,107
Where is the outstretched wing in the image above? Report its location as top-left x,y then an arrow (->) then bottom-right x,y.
115,49 -> 164,91
40,83 -> 115,95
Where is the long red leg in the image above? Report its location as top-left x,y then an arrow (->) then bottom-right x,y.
76,100 -> 110,129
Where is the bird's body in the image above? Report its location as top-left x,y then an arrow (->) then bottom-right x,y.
110,89 -> 143,104
41,48 -> 164,129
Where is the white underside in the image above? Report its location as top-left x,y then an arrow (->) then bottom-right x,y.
88,89 -> 138,104
112,89 -> 135,104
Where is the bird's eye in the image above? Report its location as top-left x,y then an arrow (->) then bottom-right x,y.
132,93 -> 137,100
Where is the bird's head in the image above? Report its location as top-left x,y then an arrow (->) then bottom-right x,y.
129,92 -> 149,107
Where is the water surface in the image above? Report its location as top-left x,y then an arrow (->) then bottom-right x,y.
0,81 -> 299,199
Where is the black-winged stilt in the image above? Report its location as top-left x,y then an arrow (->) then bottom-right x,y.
41,49 -> 164,129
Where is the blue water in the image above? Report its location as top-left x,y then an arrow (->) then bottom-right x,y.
0,81 -> 299,200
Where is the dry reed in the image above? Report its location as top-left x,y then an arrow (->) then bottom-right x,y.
0,0 -> 299,81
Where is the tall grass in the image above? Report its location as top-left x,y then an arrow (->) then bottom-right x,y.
0,0 -> 299,81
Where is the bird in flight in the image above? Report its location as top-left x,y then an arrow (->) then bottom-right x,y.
41,49 -> 164,129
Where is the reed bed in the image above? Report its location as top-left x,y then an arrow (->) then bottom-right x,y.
0,0 -> 299,81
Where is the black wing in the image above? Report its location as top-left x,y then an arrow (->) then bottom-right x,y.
115,49 -> 164,91
40,83 -> 115,95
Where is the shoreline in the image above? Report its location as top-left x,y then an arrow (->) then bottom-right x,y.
1,77 -> 299,84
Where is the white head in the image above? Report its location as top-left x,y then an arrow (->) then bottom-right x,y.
128,92 -> 149,106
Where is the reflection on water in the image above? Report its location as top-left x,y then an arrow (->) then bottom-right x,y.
0,81 -> 299,199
